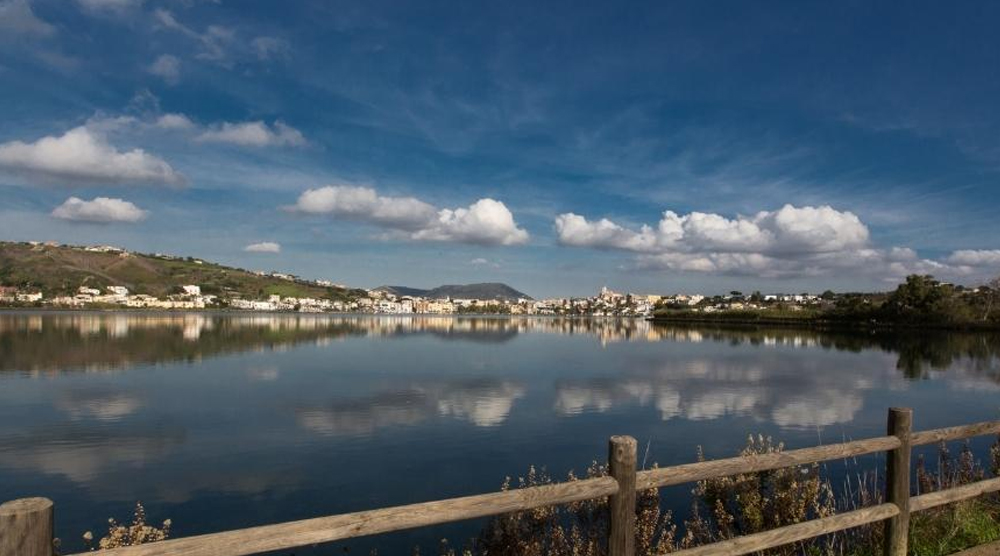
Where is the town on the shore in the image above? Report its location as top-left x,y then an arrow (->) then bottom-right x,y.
0,242 -> 838,317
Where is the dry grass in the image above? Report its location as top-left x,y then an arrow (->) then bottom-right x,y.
83,502 -> 171,551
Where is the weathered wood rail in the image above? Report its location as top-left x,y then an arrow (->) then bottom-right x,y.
3,408 -> 1000,556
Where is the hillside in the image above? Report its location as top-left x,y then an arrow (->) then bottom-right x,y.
0,241 -> 365,301
375,282 -> 532,300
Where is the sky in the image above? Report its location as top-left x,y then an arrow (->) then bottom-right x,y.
2,0 -> 1000,298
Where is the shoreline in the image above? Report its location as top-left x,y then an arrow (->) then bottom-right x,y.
648,314 -> 1000,332
0,307 -> 646,319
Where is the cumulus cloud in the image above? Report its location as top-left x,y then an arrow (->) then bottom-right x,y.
554,204 -> 979,279
946,250 -> 1000,267
0,0 -> 55,38
51,196 -> 148,223
148,54 -> 180,84
197,120 -> 306,147
557,204 -> 868,256
0,126 -> 184,185
292,185 -> 529,246
244,241 -> 281,253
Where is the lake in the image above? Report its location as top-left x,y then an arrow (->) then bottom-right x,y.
1,312 -> 999,553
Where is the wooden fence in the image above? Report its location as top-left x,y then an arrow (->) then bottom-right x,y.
3,407 -> 1000,556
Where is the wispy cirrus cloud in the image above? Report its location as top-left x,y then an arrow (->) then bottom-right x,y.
291,185 -> 529,246
0,0 -> 55,39
75,0 -> 143,13
153,8 -> 234,64
148,54 -> 181,84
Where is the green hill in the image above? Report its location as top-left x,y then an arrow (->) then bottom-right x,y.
0,241 -> 365,301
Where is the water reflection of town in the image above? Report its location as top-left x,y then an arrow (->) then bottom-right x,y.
3,313 -> 1000,493
3,313 -> 1000,376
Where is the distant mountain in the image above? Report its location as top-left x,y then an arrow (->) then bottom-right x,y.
375,283 -> 532,301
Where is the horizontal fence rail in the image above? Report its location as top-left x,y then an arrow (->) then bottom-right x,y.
2,409 -> 999,556
911,420 -> 1000,446
636,435 -> 901,490
64,477 -> 620,556
911,477 -> 1000,513
664,503 -> 901,556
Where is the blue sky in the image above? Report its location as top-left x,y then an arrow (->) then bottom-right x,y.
2,0 -> 1000,297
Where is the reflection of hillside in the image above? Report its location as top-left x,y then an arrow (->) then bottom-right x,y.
0,313 -> 369,373
647,323 -> 1000,381
3,314 -> 998,381
0,314 -> 688,373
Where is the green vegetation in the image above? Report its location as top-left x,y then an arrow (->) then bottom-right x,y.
654,274 -> 1000,330
0,241 -> 366,302
451,437 -> 1000,556
908,500 -> 1000,556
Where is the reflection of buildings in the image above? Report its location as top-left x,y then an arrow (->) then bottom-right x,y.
3,314 -> 1000,382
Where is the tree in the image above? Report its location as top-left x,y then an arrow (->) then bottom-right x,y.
883,274 -> 964,323
982,276 -> 1000,322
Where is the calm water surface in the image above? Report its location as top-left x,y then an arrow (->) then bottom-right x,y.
1,312 -> 999,553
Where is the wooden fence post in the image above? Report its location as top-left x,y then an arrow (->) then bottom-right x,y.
884,408 -> 912,556
0,498 -> 54,556
609,435 -> 637,556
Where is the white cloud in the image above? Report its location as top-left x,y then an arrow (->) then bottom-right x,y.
0,126 -> 185,185
0,0 -> 55,39
412,198 -> 530,245
154,113 -> 195,130
197,120 -> 306,147
51,196 -> 147,223
148,54 -> 180,84
946,250 -> 1000,267
556,204 -> 868,256
292,185 -> 436,230
553,204 -> 978,279
244,242 -> 281,253
292,185 -> 529,246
